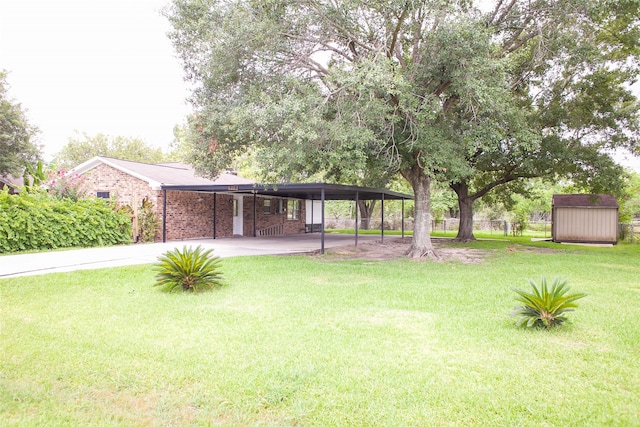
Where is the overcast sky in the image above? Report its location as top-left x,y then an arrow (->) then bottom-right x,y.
1,0 -> 191,160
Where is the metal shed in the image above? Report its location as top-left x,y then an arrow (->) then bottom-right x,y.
552,194 -> 619,244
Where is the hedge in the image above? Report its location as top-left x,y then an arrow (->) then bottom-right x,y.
0,191 -> 132,253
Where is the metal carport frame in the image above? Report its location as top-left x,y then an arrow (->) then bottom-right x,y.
160,182 -> 413,254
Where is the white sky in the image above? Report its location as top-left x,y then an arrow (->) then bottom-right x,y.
1,0 -> 191,160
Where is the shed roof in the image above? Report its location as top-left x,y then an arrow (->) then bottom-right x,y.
552,194 -> 618,208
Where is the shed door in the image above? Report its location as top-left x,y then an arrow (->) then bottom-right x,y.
233,196 -> 243,236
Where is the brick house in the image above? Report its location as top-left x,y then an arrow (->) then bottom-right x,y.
71,156 -> 413,248
71,156 -> 307,241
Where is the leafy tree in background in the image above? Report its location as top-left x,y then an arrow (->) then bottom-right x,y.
166,0 -> 639,257
442,0 -> 639,240
53,132 -> 166,170
0,70 -> 41,176
619,171 -> 640,222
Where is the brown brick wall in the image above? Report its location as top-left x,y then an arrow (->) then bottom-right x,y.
159,191 -> 238,241
244,196 -> 306,236
83,164 -> 155,207
83,165 -> 161,241
81,164 -> 306,241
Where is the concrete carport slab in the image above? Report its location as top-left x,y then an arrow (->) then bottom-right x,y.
0,234 -> 380,278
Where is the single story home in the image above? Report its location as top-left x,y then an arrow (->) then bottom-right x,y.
551,194 -> 619,244
70,157 -> 411,250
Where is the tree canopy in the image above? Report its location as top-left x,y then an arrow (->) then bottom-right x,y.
0,70 -> 41,177
166,0 -> 639,257
53,132 -> 167,170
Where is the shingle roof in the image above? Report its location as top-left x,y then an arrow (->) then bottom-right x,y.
552,194 -> 618,208
0,174 -> 22,188
70,156 -> 254,190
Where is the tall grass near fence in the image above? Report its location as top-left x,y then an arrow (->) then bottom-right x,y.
2,241 -> 639,425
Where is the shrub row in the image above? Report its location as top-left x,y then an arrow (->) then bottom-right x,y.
0,191 -> 132,253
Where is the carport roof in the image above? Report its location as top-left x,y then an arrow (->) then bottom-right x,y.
160,182 -> 413,201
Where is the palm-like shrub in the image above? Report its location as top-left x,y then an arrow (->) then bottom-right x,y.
511,277 -> 586,329
154,245 -> 224,292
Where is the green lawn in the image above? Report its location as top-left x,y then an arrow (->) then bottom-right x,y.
2,239 -> 639,426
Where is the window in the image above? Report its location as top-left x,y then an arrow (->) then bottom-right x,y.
232,199 -> 239,217
96,191 -> 110,199
263,199 -> 271,214
287,200 -> 301,220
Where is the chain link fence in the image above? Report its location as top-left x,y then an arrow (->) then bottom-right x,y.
325,218 -> 552,237
619,222 -> 639,243
326,217 -> 639,243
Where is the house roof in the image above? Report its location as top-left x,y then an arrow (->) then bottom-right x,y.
0,174 -> 24,187
0,174 -> 22,192
71,156 -> 413,201
552,194 -> 618,208
70,156 -> 254,190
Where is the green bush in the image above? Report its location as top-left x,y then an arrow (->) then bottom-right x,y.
153,245 -> 224,293
137,197 -> 159,243
0,190 -> 132,253
511,277 -> 586,329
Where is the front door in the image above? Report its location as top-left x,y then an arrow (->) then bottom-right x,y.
232,195 -> 243,236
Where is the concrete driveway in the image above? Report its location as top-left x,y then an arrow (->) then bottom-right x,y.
0,234 -> 380,278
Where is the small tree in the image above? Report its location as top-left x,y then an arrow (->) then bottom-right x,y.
0,70 -> 41,176
137,197 -> 159,243
46,169 -> 87,201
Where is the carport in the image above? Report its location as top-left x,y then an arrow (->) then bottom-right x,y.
159,182 -> 413,253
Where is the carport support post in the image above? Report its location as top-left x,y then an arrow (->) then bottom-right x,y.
162,189 -> 167,243
401,198 -> 405,238
213,193 -> 217,239
253,192 -> 257,237
355,191 -> 360,247
321,187 -> 325,254
381,193 -> 385,243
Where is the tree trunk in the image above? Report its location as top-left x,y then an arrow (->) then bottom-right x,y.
451,182 -> 476,242
402,164 -> 437,259
357,199 -> 376,230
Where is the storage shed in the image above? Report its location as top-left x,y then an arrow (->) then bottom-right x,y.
552,194 -> 619,244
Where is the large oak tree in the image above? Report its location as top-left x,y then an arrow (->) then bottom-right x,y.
166,0 -> 638,257
447,0 -> 640,241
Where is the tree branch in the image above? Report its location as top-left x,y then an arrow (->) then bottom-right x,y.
388,4 -> 410,60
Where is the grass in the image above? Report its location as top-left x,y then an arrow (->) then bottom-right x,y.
2,239 -> 640,426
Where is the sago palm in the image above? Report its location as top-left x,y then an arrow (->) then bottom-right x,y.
511,277 -> 586,329
154,245 -> 224,292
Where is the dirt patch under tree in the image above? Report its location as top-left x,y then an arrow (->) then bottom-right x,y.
318,237 -> 488,263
